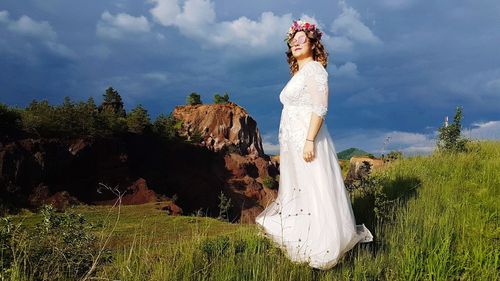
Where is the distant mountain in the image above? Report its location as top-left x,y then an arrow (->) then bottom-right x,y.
337,147 -> 371,160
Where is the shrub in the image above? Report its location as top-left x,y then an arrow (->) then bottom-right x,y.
437,106 -> 469,153
153,113 -> 180,140
382,150 -> 403,163
224,144 -> 241,155
0,205 -> 109,280
188,127 -> 204,143
345,161 -> 392,223
213,93 -> 230,104
217,191 -> 232,221
200,235 -> 230,261
261,175 -> 277,189
186,92 -> 202,105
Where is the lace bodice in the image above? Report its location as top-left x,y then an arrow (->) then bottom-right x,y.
278,60 -> 329,153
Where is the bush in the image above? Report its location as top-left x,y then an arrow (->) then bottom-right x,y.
382,150 -> 403,163
213,93 -> 229,104
345,161 -> 392,223
261,175 -> 277,189
217,191 -> 232,222
0,205 -> 109,280
153,113 -> 180,140
186,92 -> 202,105
224,144 -> 241,155
200,235 -> 230,261
188,127 -> 204,143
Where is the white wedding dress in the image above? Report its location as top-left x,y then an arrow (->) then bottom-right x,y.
255,60 -> 373,270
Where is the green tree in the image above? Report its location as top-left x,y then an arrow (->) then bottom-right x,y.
126,104 -> 151,134
0,103 -> 22,136
57,96 -> 80,136
21,99 -> 58,137
80,97 -> 99,136
98,87 -> 128,135
100,86 -> 126,117
186,92 -> 202,105
214,92 -> 230,104
437,106 -> 469,153
153,113 -> 180,140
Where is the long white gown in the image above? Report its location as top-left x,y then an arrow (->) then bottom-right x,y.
255,60 -> 373,270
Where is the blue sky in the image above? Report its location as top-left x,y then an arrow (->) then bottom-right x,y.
1,0 -> 499,156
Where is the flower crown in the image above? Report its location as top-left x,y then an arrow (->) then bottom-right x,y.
284,19 -> 323,44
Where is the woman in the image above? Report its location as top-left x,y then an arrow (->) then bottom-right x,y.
255,19 -> 373,270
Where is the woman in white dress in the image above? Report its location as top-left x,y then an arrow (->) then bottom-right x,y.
255,19 -> 374,270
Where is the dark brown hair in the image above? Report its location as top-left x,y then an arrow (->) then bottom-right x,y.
285,30 -> 329,76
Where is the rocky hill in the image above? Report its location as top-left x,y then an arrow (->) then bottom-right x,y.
0,102 -> 278,224
172,102 -> 264,157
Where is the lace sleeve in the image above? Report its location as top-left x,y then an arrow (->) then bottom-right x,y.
304,62 -> 329,119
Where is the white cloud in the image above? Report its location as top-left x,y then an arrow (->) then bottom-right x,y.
148,0 -> 296,54
142,71 -> 172,83
485,78 -> 500,92
333,119 -> 500,157
211,11 -> 292,49
6,14 -> 57,41
263,141 -> 280,156
0,10 -> 9,23
43,41 -> 77,59
322,34 -> 354,54
261,131 -> 280,155
332,61 -> 359,78
331,0 -> 382,45
97,11 -> 151,39
333,128 -> 437,156
149,0 -> 215,39
149,0 -> 182,26
0,10 -> 76,59
260,119 -> 500,157
464,120 -> 500,140
147,0 -> 381,58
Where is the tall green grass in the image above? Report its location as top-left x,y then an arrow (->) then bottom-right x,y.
3,140 -> 499,280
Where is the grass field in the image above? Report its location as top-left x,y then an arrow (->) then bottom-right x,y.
3,140 -> 499,280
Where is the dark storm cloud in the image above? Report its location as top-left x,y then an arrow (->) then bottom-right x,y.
0,0 -> 498,155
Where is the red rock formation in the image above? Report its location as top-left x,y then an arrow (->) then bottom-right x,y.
161,201 -> 183,216
28,184 -> 81,211
0,102 -> 280,223
94,178 -> 160,205
172,102 -> 265,157
172,102 -> 280,223
347,156 -> 384,180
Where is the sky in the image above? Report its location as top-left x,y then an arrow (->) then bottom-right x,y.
0,0 -> 499,156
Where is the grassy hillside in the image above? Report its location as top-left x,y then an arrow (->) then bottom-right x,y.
337,147 -> 371,160
3,140 -> 499,280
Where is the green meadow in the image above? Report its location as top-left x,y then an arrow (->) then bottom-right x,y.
2,140 -> 499,281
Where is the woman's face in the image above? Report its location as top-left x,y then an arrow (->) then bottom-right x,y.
289,31 -> 313,60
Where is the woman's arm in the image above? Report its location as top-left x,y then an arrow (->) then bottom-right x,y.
306,114 -> 324,141
302,63 -> 329,162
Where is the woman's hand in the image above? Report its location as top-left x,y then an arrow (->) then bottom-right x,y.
303,140 -> 315,162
